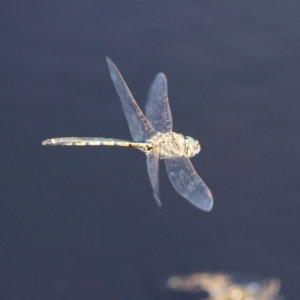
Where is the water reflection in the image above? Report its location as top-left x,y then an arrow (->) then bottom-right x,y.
166,272 -> 284,300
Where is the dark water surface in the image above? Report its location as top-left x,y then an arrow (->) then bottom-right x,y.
1,1 -> 300,299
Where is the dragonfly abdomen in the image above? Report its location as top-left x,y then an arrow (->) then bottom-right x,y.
42,137 -> 152,152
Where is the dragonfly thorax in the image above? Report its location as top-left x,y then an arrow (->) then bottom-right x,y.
147,132 -> 200,159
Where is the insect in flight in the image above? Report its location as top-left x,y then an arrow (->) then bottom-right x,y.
42,58 -> 213,211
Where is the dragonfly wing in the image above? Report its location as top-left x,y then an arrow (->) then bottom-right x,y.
146,152 -> 161,207
165,157 -> 213,211
106,57 -> 156,141
145,73 -> 172,133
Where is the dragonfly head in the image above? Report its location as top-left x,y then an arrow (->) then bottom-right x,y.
184,136 -> 201,157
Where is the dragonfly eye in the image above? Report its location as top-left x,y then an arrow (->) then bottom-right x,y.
184,136 -> 201,157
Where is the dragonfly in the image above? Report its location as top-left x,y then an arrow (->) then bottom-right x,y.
42,57 -> 213,211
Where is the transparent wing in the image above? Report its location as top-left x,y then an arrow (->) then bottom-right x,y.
145,73 -> 172,133
165,157 -> 213,211
146,151 -> 161,207
106,57 -> 156,141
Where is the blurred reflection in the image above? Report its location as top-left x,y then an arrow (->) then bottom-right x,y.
166,272 -> 284,300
